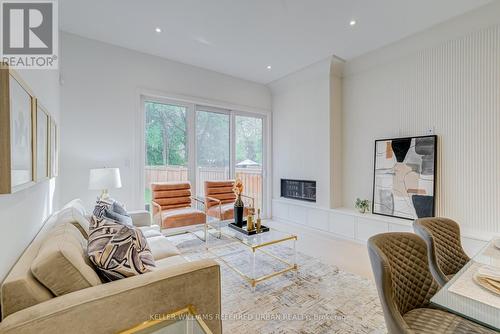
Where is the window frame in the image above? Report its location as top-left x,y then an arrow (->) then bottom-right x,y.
138,94 -> 270,218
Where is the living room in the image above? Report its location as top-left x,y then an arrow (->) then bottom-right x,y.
1,0 -> 500,333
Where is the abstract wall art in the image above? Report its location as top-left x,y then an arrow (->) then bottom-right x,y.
36,103 -> 50,181
49,117 -> 58,178
372,135 -> 437,220
1,63 -> 57,194
0,64 -> 36,193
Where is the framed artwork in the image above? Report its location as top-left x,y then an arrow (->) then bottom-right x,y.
372,135 -> 437,220
36,102 -> 50,181
49,118 -> 58,178
0,64 -> 36,193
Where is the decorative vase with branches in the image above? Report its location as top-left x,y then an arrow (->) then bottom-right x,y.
233,179 -> 244,226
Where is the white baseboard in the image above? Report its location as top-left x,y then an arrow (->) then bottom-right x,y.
272,198 -> 491,256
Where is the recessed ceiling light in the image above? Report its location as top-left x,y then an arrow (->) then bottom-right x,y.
349,20 -> 357,26
266,65 -> 272,70
155,27 -> 162,33
195,36 -> 212,46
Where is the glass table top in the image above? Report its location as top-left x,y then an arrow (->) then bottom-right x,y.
430,238 -> 500,331
206,219 -> 297,249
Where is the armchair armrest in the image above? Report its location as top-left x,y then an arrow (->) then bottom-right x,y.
128,210 -> 152,227
0,259 -> 222,334
191,196 -> 206,211
205,196 -> 222,218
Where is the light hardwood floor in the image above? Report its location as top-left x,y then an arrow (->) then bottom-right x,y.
266,219 -> 374,280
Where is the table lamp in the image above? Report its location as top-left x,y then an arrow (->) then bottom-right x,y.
88,167 -> 122,199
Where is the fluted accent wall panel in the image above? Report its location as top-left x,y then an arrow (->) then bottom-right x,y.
343,25 -> 500,234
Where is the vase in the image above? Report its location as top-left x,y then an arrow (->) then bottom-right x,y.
234,194 -> 244,227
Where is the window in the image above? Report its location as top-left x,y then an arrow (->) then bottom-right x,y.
142,97 -> 267,215
235,115 -> 263,210
144,101 -> 188,207
196,108 -> 230,198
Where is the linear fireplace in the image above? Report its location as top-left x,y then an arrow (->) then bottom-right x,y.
281,179 -> 316,202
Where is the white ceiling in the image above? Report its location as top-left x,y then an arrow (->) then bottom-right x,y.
60,0 -> 491,84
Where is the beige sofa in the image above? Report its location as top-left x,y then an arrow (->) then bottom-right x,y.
0,199 -> 221,334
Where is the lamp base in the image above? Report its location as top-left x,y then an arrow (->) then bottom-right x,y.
100,189 -> 110,200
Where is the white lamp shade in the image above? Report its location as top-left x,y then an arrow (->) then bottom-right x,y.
88,168 -> 122,190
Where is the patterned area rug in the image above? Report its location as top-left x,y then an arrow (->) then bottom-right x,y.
167,232 -> 386,334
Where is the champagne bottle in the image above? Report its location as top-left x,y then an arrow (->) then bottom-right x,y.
247,207 -> 255,231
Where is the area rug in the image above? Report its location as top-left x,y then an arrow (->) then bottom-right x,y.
167,232 -> 386,334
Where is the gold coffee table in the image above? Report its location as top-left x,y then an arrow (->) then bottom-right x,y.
205,219 -> 298,289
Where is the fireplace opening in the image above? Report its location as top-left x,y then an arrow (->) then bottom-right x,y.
281,179 -> 316,202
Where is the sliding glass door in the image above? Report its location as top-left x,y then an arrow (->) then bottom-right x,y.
144,101 -> 188,207
142,97 -> 267,215
235,115 -> 263,210
195,108 -> 230,198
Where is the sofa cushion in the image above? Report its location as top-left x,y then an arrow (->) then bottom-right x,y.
139,226 -> 163,238
62,198 -> 87,216
31,224 -> 102,296
55,204 -> 91,239
88,215 -> 156,281
129,211 -> 153,227
0,208 -> 76,319
147,236 -> 181,260
153,255 -> 188,270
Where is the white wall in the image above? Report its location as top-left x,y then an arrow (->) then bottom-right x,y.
272,2 -> 500,249
60,32 -> 271,211
343,9 -> 500,235
270,59 -> 332,208
0,69 -> 60,282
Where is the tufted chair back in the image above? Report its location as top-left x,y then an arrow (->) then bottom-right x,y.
204,180 -> 236,208
413,217 -> 470,286
368,233 -> 440,334
151,182 -> 192,214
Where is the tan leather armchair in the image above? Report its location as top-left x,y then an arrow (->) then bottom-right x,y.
151,181 -> 206,229
413,217 -> 470,286
203,180 -> 253,220
368,232 -> 495,334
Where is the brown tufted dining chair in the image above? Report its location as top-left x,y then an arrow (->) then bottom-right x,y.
413,217 -> 470,286
151,181 -> 206,230
368,233 -> 495,334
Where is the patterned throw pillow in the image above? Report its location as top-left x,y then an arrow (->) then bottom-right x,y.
104,209 -> 133,227
111,201 -> 129,216
93,198 -> 132,227
93,198 -> 114,219
88,200 -> 156,281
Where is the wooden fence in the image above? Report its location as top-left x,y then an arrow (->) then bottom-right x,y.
145,166 -> 263,209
